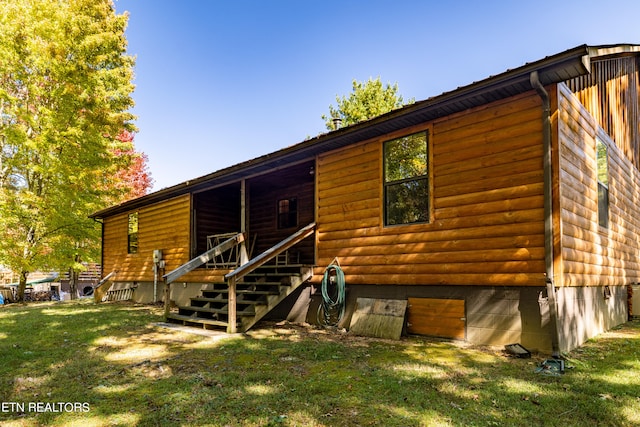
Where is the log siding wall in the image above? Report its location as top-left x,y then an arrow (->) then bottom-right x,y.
557,83 -> 640,287
193,185 -> 241,255
102,194 -> 227,284
248,161 -> 316,264
103,194 -> 192,282
316,91 -> 547,287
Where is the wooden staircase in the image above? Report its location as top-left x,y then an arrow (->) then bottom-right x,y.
162,222 -> 316,333
166,263 -> 313,332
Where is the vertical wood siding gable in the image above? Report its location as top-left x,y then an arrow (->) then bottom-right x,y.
566,56 -> 640,168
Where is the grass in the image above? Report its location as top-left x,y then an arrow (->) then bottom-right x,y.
0,300 -> 638,427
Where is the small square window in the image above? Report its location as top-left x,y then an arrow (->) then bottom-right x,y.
278,198 -> 298,229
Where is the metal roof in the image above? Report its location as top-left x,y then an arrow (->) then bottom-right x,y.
91,44 -> 640,219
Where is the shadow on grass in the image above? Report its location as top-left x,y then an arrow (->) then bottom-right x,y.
0,301 -> 638,426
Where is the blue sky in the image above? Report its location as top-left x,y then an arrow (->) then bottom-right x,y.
114,0 -> 640,191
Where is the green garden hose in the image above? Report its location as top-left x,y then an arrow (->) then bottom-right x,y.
317,264 -> 346,326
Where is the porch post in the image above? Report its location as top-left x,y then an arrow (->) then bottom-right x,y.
239,179 -> 249,265
240,179 -> 246,234
227,276 -> 237,333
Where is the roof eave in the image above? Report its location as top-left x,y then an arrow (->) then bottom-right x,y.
92,43 -> 634,219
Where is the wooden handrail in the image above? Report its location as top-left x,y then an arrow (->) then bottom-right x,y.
225,222 -> 316,334
97,270 -> 117,286
225,222 -> 316,282
163,232 -> 245,321
94,271 -> 117,303
163,232 -> 245,285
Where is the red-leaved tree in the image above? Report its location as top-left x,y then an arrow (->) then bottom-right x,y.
113,130 -> 153,201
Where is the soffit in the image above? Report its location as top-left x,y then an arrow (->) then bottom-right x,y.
92,44 -> 640,218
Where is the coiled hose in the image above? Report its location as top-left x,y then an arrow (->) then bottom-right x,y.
317,264 -> 346,326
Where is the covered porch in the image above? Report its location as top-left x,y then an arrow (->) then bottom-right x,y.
161,159 -> 317,333
191,159 -> 316,267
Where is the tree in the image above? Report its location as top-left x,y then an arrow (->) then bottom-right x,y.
0,0 -> 138,301
322,77 -> 413,130
65,130 -> 152,299
113,130 -> 154,202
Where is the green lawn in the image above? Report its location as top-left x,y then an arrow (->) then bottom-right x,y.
0,300 -> 638,426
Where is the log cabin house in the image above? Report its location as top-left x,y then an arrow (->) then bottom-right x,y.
91,44 -> 640,352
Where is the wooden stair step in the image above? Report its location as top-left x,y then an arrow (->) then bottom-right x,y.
178,305 -> 255,317
238,281 -> 288,287
245,265 -> 308,273
168,260 -> 314,334
255,274 -> 300,278
202,283 -> 283,292
234,298 -> 265,305
166,313 -> 228,328
190,297 -> 228,304
245,272 -> 301,278
205,289 -> 280,296
258,263 -> 306,269
191,296 -> 265,305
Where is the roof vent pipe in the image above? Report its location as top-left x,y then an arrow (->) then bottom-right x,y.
332,117 -> 342,130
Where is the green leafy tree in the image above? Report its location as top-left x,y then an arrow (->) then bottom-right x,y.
322,77 -> 413,130
0,0 -> 138,300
